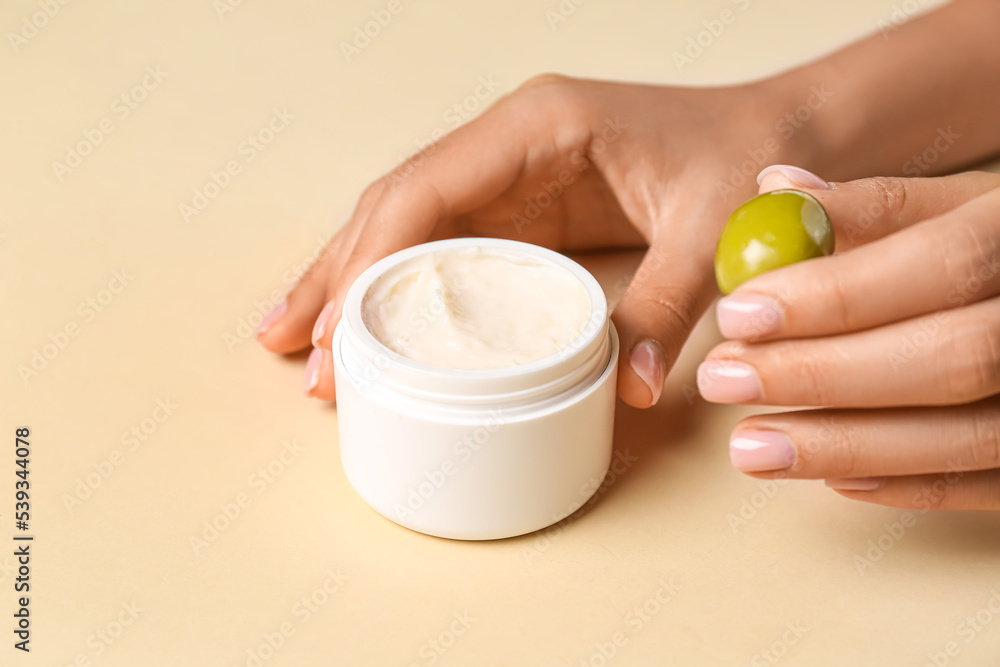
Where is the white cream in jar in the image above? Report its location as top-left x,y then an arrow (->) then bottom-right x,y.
361,246 -> 592,370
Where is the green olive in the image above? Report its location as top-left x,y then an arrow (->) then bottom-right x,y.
714,189 -> 834,295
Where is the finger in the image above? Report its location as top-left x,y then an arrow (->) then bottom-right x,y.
700,294 -> 1000,407
827,468 -> 1000,511
304,347 -> 337,400
254,234 -> 341,355
756,167 -> 1000,249
256,181 -> 383,355
717,185 -> 1000,342
613,239 -> 717,409
727,396 -> 1000,479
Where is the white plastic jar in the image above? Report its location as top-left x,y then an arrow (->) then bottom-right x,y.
332,238 -> 619,540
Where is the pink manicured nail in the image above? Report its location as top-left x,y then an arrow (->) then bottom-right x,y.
757,165 -> 831,191
697,360 -> 762,403
630,339 -> 665,406
304,347 -> 322,393
730,430 -> 796,472
311,299 -> 338,346
716,295 -> 783,339
825,477 -> 884,491
256,300 -> 287,336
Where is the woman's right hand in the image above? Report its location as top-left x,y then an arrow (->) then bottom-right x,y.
700,168 -> 1000,509
257,74 -> 810,406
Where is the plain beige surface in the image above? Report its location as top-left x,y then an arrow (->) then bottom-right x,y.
5,0 -> 1000,665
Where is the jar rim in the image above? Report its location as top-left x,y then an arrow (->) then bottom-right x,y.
337,238 -> 611,401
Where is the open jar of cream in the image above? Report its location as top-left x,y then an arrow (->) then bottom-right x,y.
332,238 -> 619,540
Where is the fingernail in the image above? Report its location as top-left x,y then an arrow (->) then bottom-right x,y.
256,300 -> 287,336
311,299 -> 338,346
825,477 -> 884,491
304,347 -> 322,393
629,339 -> 665,406
757,165 -> 831,191
697,360 -> 761,403
716,295 -> 783,339
730,430 -> 796,472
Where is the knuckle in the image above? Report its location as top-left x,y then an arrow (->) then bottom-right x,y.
641,290 -> 698,350
512,73 -> 589,121
810,261 -> 856,332
936,224 -> 998,300
284,278 -> 319,312
796,420 -> 865,476
969,400 -> 1000,469
358,179 -> 386,207
518,72 -> 574,92
294,241 -> 341,295
711,339 -> 748,360
867,176 -> 909,222
350,177 -> 391,215
937,319 -> 1000,403
379,177 -> 448,223
656,296 -> 696,338
917,480 -> 953,510
783,348 -> 834,406
614,283 -> 699,358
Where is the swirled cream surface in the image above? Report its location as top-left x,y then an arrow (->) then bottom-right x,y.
362,246 -> 592,369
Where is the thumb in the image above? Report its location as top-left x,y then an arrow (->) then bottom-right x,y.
611,244 -> 715,409
756,165 -> 1000,249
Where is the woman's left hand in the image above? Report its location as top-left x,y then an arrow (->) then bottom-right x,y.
698,166 -> 1000,510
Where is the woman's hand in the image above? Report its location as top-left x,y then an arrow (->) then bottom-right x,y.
257,0 -> 1000,409
257,75 -> 805,406
699,166 -> 1000,510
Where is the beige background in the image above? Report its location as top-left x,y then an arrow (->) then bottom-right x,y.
4,0 -> 1000,665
